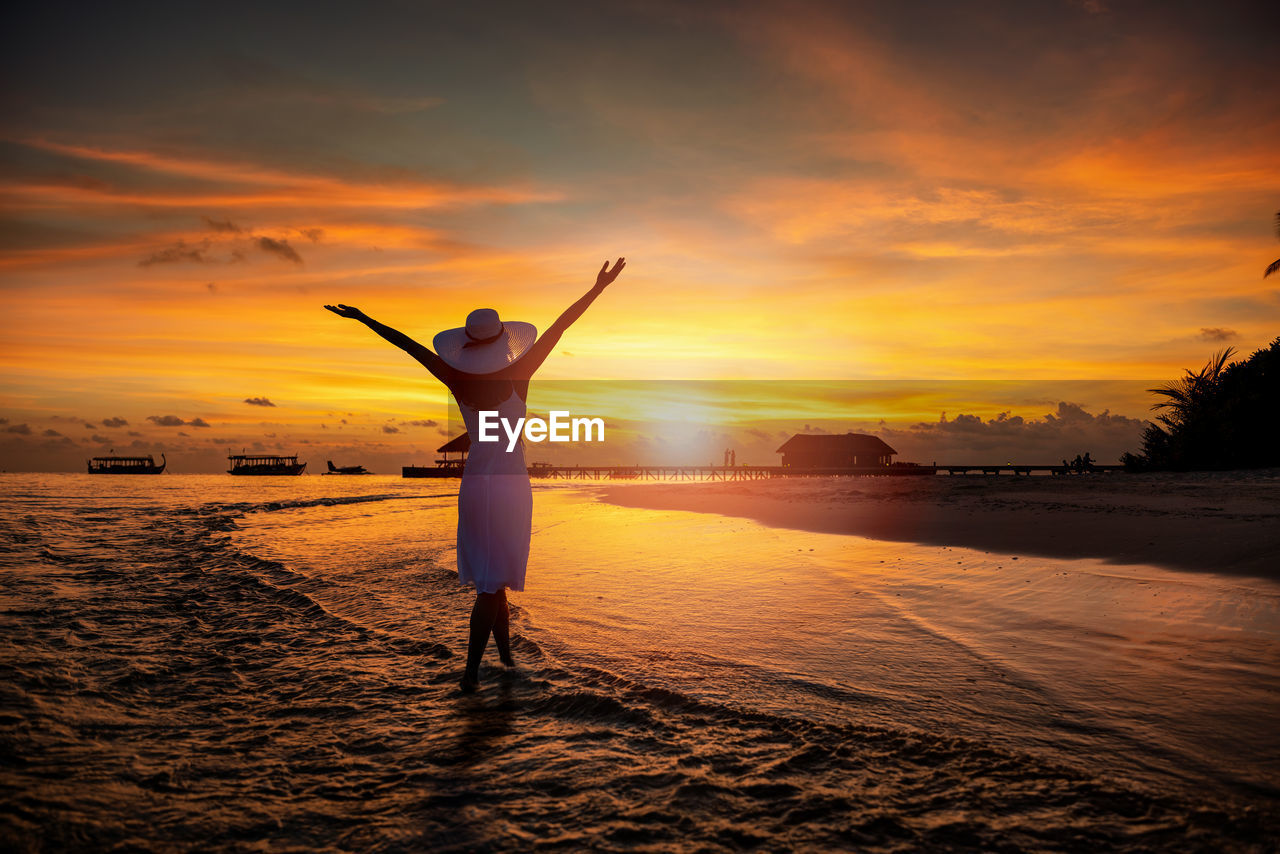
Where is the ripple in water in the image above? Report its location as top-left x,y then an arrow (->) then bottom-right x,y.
0,474 -> 1276,851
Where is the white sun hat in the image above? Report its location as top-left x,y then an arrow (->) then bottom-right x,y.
433,308 -> 537,375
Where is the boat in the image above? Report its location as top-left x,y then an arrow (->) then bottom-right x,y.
87,453 -> 166,474
227,452 -> 306,476
324,460 -> 370,475
402,462 -> 464,478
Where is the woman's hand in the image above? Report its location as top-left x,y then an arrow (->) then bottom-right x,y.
324,303 -> 366,320
594,258 -> 626,290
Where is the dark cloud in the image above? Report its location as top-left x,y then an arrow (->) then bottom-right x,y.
206,282 -> 218,293
202,216 -> 243,233
102,417 -> 128,427
298,228 -> 324,242
0,418 -> 7,424
255,236 -> 302,264
42,429 -> 62,437
188,418 -> 211,428
402,419 -> 438,428
244,397 -> 276,407
127,431 -> 142,437
139,239 -> 212,266
1199,327 -> 1238,341
6,423 -> 31,435
382,425 -> 400,434
147,415 -> 187,426
91,434 -> 110,443
83,422 -> 96,429
901,402 -> 1142,437
143,230 -> 302,267
877,402 -> 1146,463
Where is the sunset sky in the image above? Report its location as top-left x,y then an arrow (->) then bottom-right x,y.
3,0 -> 1277,471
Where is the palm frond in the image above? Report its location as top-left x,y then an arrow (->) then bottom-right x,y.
1205,347 -> 1236,380
1148,379 -> 1194,412
1147,348 -> 1234,418
1266,258 -> 1280,278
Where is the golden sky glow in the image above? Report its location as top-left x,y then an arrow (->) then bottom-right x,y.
2,0 -> 1277,470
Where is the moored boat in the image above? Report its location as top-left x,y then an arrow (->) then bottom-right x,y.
402,463 -> 463,478
87,453 -> 166,474
227,453 -> 306,476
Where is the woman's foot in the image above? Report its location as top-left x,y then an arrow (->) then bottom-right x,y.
459,674 -> 480,694
499,654 -> 516,669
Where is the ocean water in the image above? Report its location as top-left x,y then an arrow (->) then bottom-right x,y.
1,473 -> 1277,852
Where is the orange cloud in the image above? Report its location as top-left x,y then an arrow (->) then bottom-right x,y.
4,138 -> 561,213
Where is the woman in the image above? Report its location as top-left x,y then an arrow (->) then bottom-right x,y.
325,257 -> 626,692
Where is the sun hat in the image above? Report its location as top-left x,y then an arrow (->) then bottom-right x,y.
433,308 -> 537,374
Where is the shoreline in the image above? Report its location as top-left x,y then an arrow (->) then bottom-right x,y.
595,470 -> 1280,580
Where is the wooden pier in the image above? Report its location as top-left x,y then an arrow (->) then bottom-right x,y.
933,464 -> 1123,476
511,463 -> 1125,481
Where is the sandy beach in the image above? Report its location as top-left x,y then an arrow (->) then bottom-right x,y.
598,469 -> 1280,580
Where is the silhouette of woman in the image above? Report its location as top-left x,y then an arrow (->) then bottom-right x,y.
325,258 -> 626,692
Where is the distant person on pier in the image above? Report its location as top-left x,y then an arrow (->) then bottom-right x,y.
326,257 -> 627,693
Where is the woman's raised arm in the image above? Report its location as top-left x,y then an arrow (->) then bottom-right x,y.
511,258 -> 625,378
324,303 -> 456,386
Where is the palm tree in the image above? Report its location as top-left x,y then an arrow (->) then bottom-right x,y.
1266,210 -> 1280,278
1147,347 -> 1235,430
1125,338 -> 1280,470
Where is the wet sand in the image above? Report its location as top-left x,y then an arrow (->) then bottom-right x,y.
4,473 -> 1278,850
597,469 -> 1280,579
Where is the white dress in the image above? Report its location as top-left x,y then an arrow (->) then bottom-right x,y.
456,388 -> 533,593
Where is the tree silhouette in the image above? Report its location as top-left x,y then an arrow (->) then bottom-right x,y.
1123,338 -> 1280,471
1148,347 -> 1234,431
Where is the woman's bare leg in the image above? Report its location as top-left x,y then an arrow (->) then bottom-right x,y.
462,591 -> 503,691
492,588 -> 513,667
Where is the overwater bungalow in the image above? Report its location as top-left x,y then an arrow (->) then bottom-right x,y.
402,433 -> 468,478
87,453 -> 166,474
776,433 -> 898,468
227,453 -> 306,476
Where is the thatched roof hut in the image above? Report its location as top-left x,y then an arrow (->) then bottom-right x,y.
775,432 -> 897,468
437,433 -> 471,461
